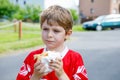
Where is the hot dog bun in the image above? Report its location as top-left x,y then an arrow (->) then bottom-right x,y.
34,52 -> 48,62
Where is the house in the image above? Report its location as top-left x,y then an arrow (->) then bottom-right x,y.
9,0 -> 78,10
79,0 -> 120,21
9,0 -> 44,9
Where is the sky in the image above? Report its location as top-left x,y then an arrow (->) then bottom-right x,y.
44,0 -> 79,9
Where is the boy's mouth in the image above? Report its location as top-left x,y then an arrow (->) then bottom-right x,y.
46,39 -> 54,42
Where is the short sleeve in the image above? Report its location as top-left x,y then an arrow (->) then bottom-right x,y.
16,63 -> 31,80
16,53 -> 34,80
16,48 -> 44,80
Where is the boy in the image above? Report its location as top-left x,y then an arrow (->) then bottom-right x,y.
16,5 -> 88,80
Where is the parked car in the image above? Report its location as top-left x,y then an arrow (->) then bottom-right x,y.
82,14 -> 120,31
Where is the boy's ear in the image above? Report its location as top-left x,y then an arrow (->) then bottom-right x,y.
67,29 -> 72,36
65,29 -> 72,40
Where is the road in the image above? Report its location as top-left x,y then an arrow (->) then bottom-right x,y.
0,30 -> 120,80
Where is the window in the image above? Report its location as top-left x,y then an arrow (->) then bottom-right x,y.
112,9 -> 117,13
91,0 -> 94,3
112,0 -> 117,3
24,0 -> 26,5
16,0 -> 18,2
90,8 -> 94,14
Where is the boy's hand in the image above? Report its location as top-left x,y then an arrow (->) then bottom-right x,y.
31,61 -> 47,80
49,58 -> 69,80
49,58 -> 63,77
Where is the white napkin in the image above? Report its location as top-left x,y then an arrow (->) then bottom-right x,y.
41,51 -> 61,73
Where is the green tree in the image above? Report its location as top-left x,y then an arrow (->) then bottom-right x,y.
12,8 -> 25,20
30,6 -> 42,22
13,5 -> 42,22
70,9 -> 79,24
0,0 -> 20,19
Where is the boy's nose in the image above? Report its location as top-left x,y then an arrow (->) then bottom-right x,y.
48,31 -> 53,38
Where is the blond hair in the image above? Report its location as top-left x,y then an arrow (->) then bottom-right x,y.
40,5 -> 73,32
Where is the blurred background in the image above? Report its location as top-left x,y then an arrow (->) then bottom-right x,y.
1,0 -> 120,24
0,0 -> 120,80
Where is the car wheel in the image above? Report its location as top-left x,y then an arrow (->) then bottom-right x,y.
110,28 -> 114,30
96,25 -> 102,31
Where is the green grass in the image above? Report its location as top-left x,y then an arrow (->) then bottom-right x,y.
0,22 -> 85,54
0,32 -> 43,53
73,25 -> 85,31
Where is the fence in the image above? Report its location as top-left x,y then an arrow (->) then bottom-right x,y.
0,20 -> 23,40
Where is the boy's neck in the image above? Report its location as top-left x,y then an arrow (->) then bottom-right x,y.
46,44 -> 65,53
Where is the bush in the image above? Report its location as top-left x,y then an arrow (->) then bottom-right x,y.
13,5 -> 42,22
0,0 -> 20,20
69,9 -> 79,24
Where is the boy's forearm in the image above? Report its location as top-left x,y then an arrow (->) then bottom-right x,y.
58,72 -> 70,80
30,74 -> 40,80
30,77 -> 39,80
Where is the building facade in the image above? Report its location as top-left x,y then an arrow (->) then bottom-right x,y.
79,0 -> 120,19
10,0 -> 44,9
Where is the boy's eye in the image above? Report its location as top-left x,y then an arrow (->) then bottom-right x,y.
43,28 -> 49,31
54,29 -> 60,33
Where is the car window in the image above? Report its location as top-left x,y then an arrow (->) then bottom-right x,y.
103,15 -> 120,22
94,16 -> 105,21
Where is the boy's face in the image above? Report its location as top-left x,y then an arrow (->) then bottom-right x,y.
41,20 -> 71,51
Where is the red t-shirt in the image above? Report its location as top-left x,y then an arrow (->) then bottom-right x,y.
16,48 -> 88,80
